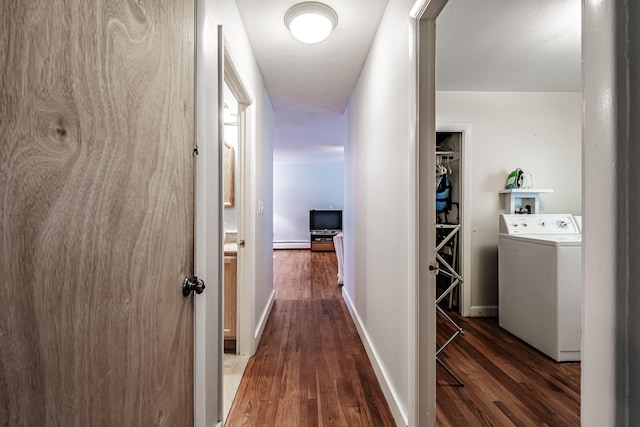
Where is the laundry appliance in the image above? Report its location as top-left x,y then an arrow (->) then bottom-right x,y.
498,214 -> 582,362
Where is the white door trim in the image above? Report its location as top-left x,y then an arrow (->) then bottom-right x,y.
193,21 -> 257,427
410,1 -> 448,426
582,2 -> 631,424
222,44 -> 255,358
193,17 -> 225,427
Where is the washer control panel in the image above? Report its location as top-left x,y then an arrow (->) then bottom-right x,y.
499,214 -> 580,235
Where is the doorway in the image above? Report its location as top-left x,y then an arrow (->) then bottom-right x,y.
425,0 -> 583,424
221,81 -> 248,421
220,52 -> 254,422
435,127 -> 471,317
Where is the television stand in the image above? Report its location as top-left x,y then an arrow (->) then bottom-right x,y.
310,230 -> 340,252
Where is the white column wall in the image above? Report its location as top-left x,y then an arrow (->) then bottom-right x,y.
582,1 -> 640,425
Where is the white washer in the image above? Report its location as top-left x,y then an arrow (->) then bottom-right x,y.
498,214 -> 582,362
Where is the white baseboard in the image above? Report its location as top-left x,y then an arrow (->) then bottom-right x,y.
273,241 -> 310,250
254,289 -> 275,342
469,305 -> 499,317
341,289 -> 408,427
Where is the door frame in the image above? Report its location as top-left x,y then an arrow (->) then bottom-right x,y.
223,46 -> 255,358
409,0 -> 448,426
193,3 -> 261,425
193,10 -> 224,426
193,21 -> 256,427
410,0 -> 638,426
581,1 -> 637,424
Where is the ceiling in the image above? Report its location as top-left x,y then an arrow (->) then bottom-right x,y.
436,0 -> 581,92
235,0 -> 581,163
235,0 -> 387,164
236,0 -> 388,117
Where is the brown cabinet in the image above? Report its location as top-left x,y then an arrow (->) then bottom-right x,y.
310,231 -> 338,252
224,254 -> 237,341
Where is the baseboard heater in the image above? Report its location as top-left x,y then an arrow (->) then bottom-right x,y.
273,240 -> 310,250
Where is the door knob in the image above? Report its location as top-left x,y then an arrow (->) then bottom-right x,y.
183,276 -> 206,297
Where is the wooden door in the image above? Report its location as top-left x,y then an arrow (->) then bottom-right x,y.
0,0 -> 195,425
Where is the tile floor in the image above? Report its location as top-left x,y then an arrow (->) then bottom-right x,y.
223,353 -> 250,422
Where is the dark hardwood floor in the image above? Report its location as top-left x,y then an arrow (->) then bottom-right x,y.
226,250 -> 396,426
227,249 -> 581,426
436,308 -> 581,426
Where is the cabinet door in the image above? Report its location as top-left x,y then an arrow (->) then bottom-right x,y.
224,255 -> 238,339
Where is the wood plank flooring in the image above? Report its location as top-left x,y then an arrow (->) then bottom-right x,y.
436,308 -> 581,426
273,249 -> 342,300
227,249 -> 581,426
226,250 -> 396,427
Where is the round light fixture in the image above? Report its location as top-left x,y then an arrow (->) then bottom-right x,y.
284,2 -> 338,44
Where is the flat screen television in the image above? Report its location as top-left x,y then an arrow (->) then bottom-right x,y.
309,210 -> 342,231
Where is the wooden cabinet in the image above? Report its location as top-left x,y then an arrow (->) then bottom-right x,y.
224,254 -> 237,341
310,231 -> 338,252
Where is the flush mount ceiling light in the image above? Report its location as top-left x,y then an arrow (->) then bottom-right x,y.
285,2 -> 338,44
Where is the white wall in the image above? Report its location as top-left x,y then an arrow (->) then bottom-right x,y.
436,91 -> 582,312
250,92 -> 274,352
344,0 -> 417,423
273,162 -> 344,245
195,1 -> 273,425
272,103 -> 347,247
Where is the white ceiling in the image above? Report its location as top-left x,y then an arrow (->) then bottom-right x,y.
235,0 -> 581,163
436,0 -> 581,91
236,0 -> 388,116
236,0 -> 388,164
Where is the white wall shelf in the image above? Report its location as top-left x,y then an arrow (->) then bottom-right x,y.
498,188 -> 554,214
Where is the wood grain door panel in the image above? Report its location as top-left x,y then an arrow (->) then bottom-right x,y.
224,255 -> 238,340
1,0 -> 195,425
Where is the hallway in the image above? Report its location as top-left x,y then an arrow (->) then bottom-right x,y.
225,250 -> 396,426
226,250 -> 582,426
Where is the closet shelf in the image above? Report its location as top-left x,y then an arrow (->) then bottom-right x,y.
436,151 -> 458,161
